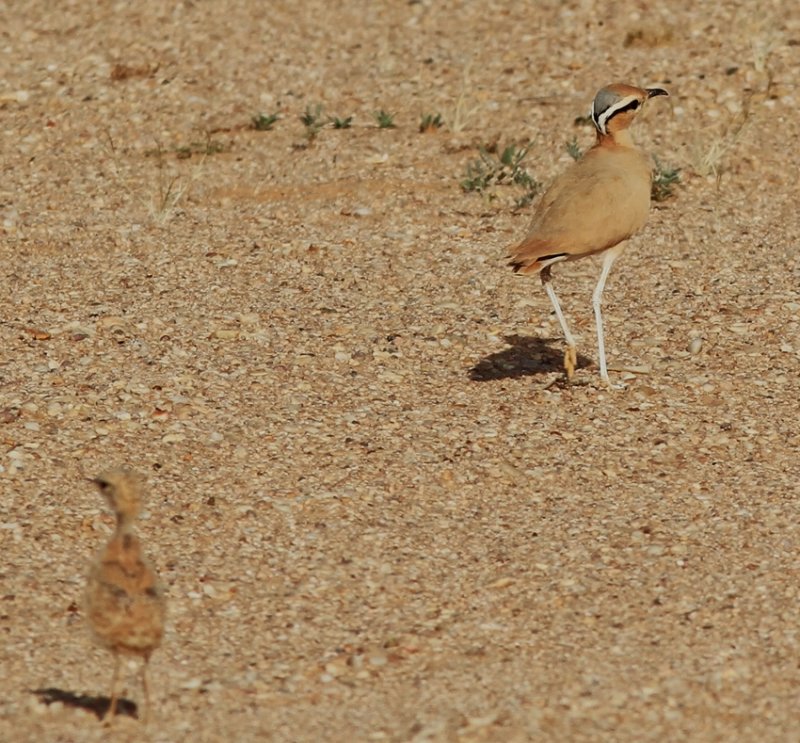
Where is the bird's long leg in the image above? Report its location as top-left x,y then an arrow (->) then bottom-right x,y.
592,244 -> 625,385
107,654 -> 120,721
541,265 -> 577,378
141,657 -> 151,723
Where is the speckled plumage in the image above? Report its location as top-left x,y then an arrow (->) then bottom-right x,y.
85,469 -> 165,722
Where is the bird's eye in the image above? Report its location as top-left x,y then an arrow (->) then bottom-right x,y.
613,99 -> 641,115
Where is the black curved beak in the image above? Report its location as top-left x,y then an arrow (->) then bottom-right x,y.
646,87 -> 669,99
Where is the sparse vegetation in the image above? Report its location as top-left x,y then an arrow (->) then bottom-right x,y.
251,112 -> 280,131
445,64 -> 479,133
419,113 -> 444,133
301,104 -> 325,141
566,137 -> 583,161
651,157 -> 681,201
683,34 -> 773,186
144,134 -> 228,161
461,143 -> 539,209
329,115 -> 353,129
148,143 -> 192,222
685,101 -> 752,185
174,136 -> 227,159
374,110 -> 396,129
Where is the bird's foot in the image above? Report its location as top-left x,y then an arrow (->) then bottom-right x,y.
599,375 -> 626,391
101,696 -> 119,725
563,346 -> 577,380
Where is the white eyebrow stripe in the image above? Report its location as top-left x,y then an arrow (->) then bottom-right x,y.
594,95 -> 640,134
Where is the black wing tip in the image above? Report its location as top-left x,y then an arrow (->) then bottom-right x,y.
507,252 -> 566,274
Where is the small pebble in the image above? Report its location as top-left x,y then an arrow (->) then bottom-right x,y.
688,337 -> 703,354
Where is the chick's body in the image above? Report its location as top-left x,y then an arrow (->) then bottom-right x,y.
85,469 -> 165,721
86,530 -> 165,657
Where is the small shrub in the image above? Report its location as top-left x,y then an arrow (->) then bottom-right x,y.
251,112 -> 280,131
461,143 -> 539,209
300,104 -> 325,141
174,137 -> 227,160
565,137 -> 583,161
329,115 -> 353,129
419,113 -> 444,133
374,110 -> 396,129
651,157 -> 681,201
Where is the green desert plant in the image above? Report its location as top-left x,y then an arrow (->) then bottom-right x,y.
565,137 -> 583,161
174,135 -> 227,160
300,104 -> 325,141
419,112 -> 444,133
329,115 -> 353,129
374,110 -> 396,129
251,112 -> 280,131
461,143 -> 539,209
651,157 -> 681,201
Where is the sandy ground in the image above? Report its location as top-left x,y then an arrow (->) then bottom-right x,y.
1,1 -> 799,741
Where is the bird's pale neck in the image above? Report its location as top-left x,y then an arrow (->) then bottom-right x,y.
596,129 -> 635,148
115,511 -> 137,532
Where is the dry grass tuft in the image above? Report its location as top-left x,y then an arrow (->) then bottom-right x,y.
623,25 -> 675,48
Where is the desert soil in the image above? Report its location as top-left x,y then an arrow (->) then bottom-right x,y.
1,1 -> 799,741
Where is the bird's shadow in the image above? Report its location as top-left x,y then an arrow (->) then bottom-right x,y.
32,687 -> 138,720
469,334 -> 592,381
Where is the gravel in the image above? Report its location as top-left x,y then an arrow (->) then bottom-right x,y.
2,1 -> 799,741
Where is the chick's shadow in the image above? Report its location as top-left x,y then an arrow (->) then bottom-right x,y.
469,334 -> 591,381
32,687 -> 137,720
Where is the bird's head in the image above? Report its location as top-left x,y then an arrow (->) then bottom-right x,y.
591,83 -> 669,136
92,468 -> 143,522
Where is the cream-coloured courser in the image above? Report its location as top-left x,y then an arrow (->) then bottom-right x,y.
508,83 -> 669,385
85,469 -> 166,722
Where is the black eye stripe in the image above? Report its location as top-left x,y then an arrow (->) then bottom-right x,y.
594,95 -> 643,133
609,99 -> 640,116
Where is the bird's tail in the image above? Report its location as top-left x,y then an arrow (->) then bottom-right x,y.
507,238 -> 567,274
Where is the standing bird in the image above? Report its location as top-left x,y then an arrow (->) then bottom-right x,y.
85,469 -> 166,722
507,83 -> 669,385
